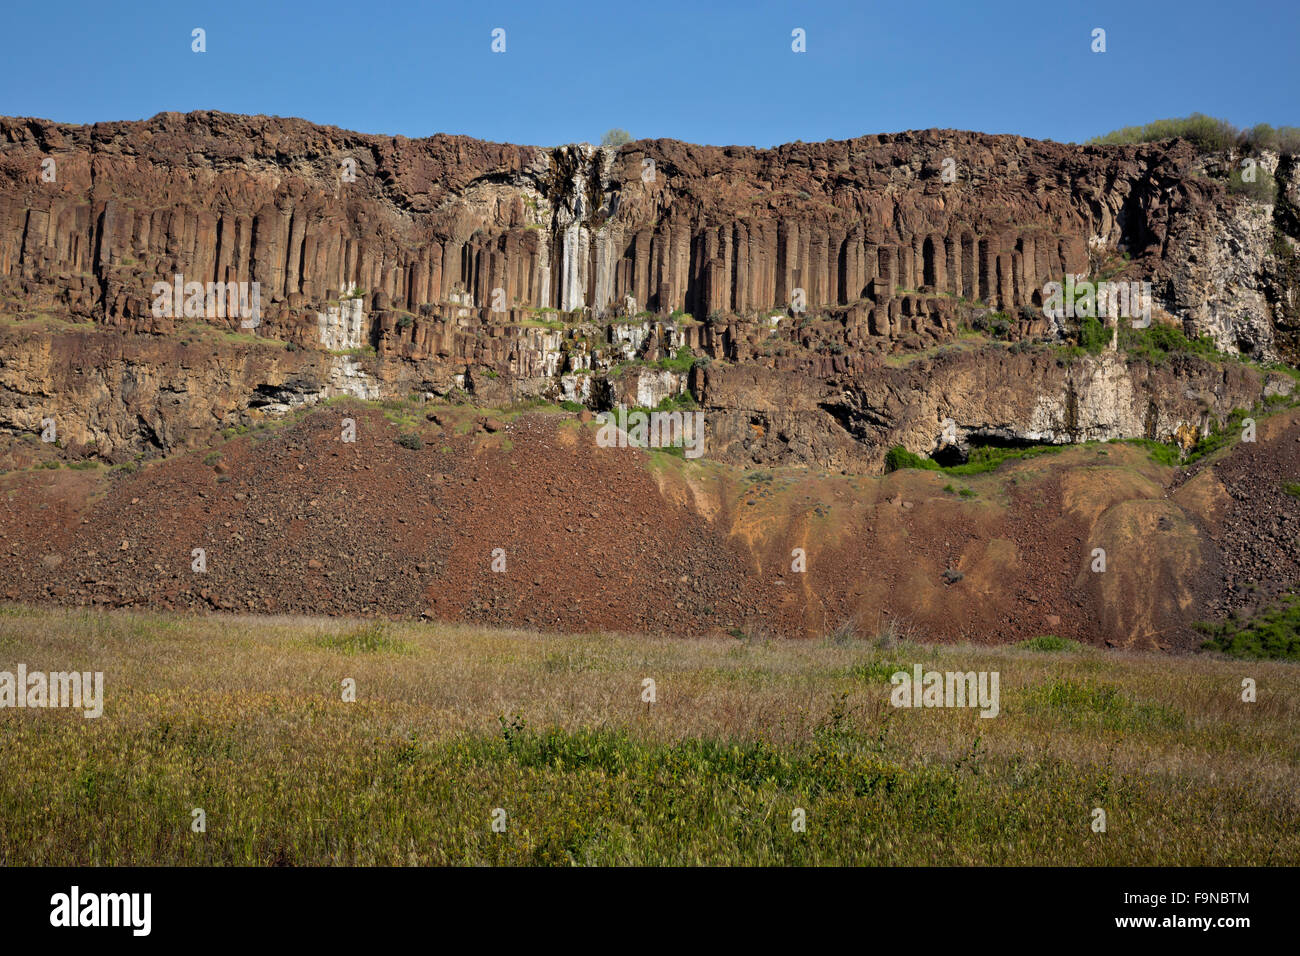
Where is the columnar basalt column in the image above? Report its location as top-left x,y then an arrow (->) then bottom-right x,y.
731,222 -> 749,314
945,233 -> 961,298
877,245 -> 896,300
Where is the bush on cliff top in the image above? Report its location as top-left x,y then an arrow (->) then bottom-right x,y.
1088,113 -> 1239,152
1088,114 -> 1300,155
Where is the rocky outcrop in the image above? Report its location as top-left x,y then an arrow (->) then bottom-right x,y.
0,326 -> 386,460
3,111 -> 1295,338
698,348 -> 1289,468
1,111 -> 1297,464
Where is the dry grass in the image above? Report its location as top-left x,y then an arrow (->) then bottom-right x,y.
0,605 -> 1296,865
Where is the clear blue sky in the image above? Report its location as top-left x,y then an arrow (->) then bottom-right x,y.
2,0 -> 1295,147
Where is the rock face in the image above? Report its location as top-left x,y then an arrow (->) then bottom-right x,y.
0,326 -> 386,460
700,349 -> 1288,468
0,110 -> 1297,463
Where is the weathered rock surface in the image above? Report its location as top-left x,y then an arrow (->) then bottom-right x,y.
700,349 -> 1288,468
1,111 -> 1297,465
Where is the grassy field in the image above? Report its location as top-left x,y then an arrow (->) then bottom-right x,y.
0,605 -> 1296,866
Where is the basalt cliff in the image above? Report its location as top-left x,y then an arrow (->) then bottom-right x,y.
1,110 -> 1297,466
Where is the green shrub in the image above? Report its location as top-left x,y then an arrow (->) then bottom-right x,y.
884,446 -> 940,473
1117,323 -> 1223,364
1240,123 -> 1300,155
653,390 -> 698,412
1228,165 -> 1277,203
974,311 -> 1014,340
395,432 -> 424,450
658,347 -> 696,373
1183,408 -> 1250,465
1087,113 -> 1239,153
1079,316 -> 1110,353
1017,635 -> 1083,652
1198,594 -> 1300,660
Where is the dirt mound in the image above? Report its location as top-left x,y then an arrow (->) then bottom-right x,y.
2,405 -> 1296,646
0,407 -> 770,635
1186,411 -> 1300,620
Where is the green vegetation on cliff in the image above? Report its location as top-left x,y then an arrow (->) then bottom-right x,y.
1087,113 -> 1300,155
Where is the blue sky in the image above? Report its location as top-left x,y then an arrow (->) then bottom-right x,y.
2,0 -> 1295,147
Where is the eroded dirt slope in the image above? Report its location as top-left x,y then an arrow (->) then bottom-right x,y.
2,403 -> 1296,646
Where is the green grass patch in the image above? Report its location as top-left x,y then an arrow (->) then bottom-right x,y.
1112,437 -> 1182,466
1198,594 -> 1300,660
885,444 -> 1062,476
314,623 -> 411,655
657,347 -> 696,373
1078,316 -> 1110,354
0,608 -> 1296,865
1017,635 -> 1084,653
1183,408 -> 1251,466
1118,323 -> 1227,365
846,659 -> 908,683
1022,679 -> 1184,733
884,447 -> 941,473
522,317 -> 565,331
